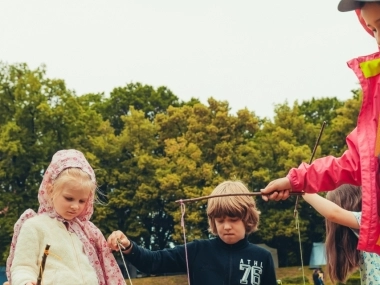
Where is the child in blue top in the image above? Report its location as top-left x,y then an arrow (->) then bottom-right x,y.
304,184 -> 380,284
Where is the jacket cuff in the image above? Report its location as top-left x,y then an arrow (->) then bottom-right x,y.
286,168 -> 303,192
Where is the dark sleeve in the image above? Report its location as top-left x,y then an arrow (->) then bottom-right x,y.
123,241 -> 189,275
261,252 -> 278,285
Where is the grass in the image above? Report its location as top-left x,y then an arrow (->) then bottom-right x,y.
127,266 -> 359,285
128,275 -> 187,285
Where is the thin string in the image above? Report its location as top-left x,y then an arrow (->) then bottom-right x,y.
293,121 -> 326,285
117,240 -> 132,285
36,250 -> 62,285
180,201 -> 191,285
294,209 -> 306,285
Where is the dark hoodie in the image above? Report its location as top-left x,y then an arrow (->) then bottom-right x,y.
125,236 -> 277,285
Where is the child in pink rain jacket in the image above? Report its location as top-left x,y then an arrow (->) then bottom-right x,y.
261,1 -> 380,256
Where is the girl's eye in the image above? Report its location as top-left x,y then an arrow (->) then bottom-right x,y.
65,197 -> 73,201
79,200 -> 86,204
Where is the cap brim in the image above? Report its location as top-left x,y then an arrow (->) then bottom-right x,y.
338,0 -> 362,12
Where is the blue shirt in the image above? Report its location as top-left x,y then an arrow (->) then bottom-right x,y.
352,212 -> 380,285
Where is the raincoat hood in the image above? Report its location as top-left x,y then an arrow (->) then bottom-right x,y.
355,9 -> 374,37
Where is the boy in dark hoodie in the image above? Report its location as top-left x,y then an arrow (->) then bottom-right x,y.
108,181 -> 277,285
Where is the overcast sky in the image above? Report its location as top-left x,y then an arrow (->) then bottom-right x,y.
1,0 -> 376,118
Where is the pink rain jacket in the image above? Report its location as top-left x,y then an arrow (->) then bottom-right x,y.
287,9 -> 380,255
287,51 -> 380,255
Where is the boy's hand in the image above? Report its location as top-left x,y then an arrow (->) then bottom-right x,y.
107,230 -> 131,252
260,177 -> 292,201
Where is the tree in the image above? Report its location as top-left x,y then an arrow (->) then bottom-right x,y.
100,83 -> 180,135
0,62 -> 114,263
91,107 -> 172,249
299,97 -> 344,126
155,98 -> 261,244
0,61 -> 362,268
0,63 -> 72,263
325,90 -> 361,156
246,101 -> 326,266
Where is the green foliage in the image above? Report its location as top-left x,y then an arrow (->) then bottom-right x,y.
0,61 -> 363,267
100,83 -> 180,135
327,90 -> 361,156
338,277 -> 361,285
0,62 -> 69,263
299,97 -> 344,125
155,98 -> 261,243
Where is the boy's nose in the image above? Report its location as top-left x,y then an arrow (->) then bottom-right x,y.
224,223 -> 232,229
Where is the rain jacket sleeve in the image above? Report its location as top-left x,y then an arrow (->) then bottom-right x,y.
287,127 -> 361,192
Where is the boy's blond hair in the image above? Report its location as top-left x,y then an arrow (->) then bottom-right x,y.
207,181 -> 260,236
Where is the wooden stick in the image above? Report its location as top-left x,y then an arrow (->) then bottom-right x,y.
36,244 -> 50,285
176,122 -> 325,205
293,121 -> 327,215
175,191 -> 304,204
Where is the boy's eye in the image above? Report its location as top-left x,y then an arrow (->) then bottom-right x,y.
228,218 -> 239,223
226,215 -> 239,220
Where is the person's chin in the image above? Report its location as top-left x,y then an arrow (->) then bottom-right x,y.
221,234 -> 237,244
63,212 -> 77,220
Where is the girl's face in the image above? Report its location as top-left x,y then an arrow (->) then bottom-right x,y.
52,183 -> 91,220
361,3 -> 380,46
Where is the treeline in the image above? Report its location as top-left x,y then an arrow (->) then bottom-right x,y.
0,62 -> 361,266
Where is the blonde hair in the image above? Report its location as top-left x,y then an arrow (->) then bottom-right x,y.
49,168 -> 97,202
207,181 -> 260,235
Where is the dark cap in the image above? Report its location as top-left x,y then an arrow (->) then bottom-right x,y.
338,0 -> 378,12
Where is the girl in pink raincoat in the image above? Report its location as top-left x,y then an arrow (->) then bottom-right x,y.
261,1 -> 380,256
6,149 -> 125,285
